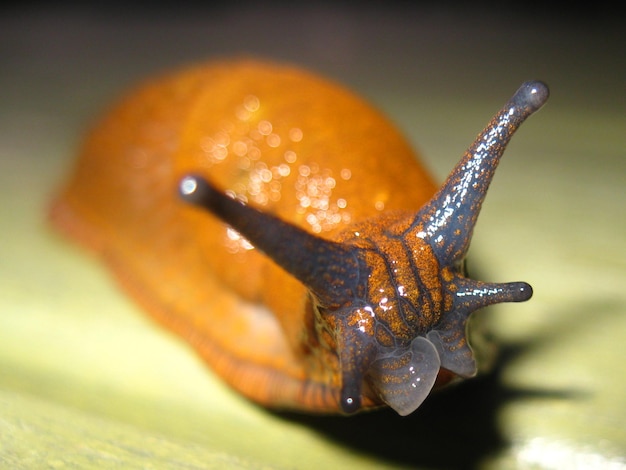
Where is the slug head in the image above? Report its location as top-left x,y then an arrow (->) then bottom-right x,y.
180,81 -> 548,415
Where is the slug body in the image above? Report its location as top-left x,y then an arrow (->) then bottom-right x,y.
50,59 -> 548,415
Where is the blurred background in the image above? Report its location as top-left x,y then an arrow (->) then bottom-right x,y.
1,2 -> 624,469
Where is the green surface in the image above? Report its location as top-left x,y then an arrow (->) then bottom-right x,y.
1,5 -> 624,469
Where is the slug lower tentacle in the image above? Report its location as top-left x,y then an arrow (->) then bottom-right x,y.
50,59 -> 548,415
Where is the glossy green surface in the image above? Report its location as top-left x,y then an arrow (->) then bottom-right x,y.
1,5 -> 624,469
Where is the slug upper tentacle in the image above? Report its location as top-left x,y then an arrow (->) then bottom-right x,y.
50,59 -> 548,415
416,81 -> 549,266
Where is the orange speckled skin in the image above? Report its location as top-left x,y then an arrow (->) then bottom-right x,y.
49,59 -> 442,412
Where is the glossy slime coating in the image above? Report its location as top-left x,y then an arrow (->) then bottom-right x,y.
49,60 -> 548,415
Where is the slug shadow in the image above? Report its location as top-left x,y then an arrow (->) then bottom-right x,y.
272,280 -> 615,468
261,247 -> 620,470
274,337 -> 576,469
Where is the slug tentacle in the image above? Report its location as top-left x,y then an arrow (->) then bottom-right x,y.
412,80 -> 549,267
179,175 -> 365,310
426,280 -> 532,378
336,320 -> 378,414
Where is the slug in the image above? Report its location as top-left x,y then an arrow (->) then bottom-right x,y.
49,59 -> 548,416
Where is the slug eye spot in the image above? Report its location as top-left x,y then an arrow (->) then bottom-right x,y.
522,80 -> 550,111
180,176 -> 198,196
340,392 -> 362,414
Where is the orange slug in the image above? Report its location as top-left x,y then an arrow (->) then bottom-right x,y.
49,59 -> 548,415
